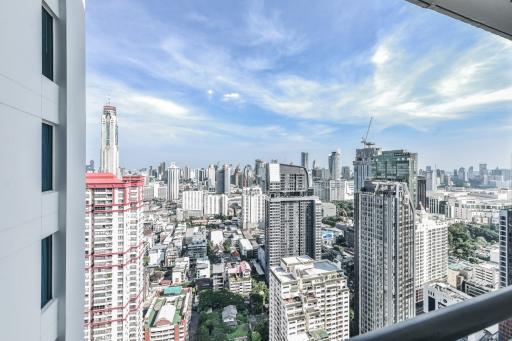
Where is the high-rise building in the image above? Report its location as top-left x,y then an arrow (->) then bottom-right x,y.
313,179 -> 351,202
301,152 -> 309,170
182,190 -> 204,212
242,164 -> 254,187
458,167 -> 466,182
479,163 -> 488,177
426,167 -> 437,192
100,104 -> 120,177
255,159 -> 267,189
265,163 -> 322,276
216,164 -> 231,194
232,165 -> 242,188
415,210 -> 448,305
353,146 -> 382,193
355,181 -> 415,333
371,149 -> 418,207
342,166 -> 351,179
167,163 -> 179,201
203,193 -> 229,216
84,174 -> 145,340
417,175 -> 427,209
241,186 -> 265,229
328,149 -> 342,180
499,208 -> 512,340
0,1 -> 85,340
269,256 -> 350,341
207,164 -> 216,189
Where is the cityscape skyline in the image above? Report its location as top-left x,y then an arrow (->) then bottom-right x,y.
3,1 -> 512,341
85,0 -> 512,170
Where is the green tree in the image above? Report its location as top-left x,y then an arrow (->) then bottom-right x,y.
255,320 -> 268,341
198,289 -> 246,313
251,331 -> 262,341
223,239 -> 232,252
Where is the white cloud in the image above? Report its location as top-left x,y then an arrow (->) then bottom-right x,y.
221,92 -> 242,102
371,46 -> 391,65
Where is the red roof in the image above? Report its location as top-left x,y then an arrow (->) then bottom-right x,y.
86,173 -> 124,185
86,173 -> 145,189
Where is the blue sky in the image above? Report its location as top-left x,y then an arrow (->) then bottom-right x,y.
85,0 -> 512,171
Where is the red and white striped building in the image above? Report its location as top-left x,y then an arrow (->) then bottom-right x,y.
84,173 -> 145,340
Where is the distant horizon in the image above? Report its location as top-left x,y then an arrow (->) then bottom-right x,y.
85,0 -> 512,171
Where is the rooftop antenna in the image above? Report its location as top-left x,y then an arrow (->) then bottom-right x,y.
361,116 -> 375,148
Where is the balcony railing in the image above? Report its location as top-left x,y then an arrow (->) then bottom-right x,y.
350,285 -> 512,341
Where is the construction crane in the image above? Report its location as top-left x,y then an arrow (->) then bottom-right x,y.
361,116 -> 375,148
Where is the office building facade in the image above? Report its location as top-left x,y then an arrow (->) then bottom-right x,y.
353,146 -> 382,193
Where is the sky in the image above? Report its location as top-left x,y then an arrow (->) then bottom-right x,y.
85,0 -> 512,171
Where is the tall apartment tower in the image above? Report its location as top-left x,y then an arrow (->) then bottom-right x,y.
216,164 -> 231,194
207,164 -> 216,189
426,168 -> 437,191
269,256 -> 350,341
353,146 -> 382,193
242,165 -> 254,187
100,104 -> 120,177
241,186 -> 265,229
371,149 -> 418,207
264,163 -> 322,276
301,152 -> 309,170
415,209 -> 448,305
167,163 -> 179,201
0,1 -> 85,340
355,181 -> 416,334
84,173 -> 145,340
328,149 -> 342,180
499,208 -> 512,340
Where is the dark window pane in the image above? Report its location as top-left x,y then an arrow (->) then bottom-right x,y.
42,8 -> 53,80
41,235 -> 53,308
42,123 -> 53,191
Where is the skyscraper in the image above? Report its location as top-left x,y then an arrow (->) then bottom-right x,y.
0,1 -> 85,339
269,256 -> 350,340
167,163 -> 179,201
371,149 -> 418,207
426,167 -> 437,191
342,166 -> 351,179
301,151 -> 309,170
355,180 -> 415,333
100,104 -> 120,177
241,186 -> 265,229
264,163 -> 322,276
216,164 -> 231,194
417,175 -> 427,210
242,164 -> 254,187
84,174 -> 145,340
328,149 -> 342,180
207,164 -> 216,189
353,146 -> 382,193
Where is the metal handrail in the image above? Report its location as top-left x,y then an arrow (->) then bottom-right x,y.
350,285 -> 512,341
